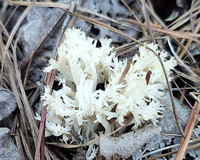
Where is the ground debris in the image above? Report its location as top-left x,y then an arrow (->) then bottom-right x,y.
99,126 -> 161,159
0,87 -> 17,121
0,127 -> 23,160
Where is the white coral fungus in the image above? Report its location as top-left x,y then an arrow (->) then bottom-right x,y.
41,28 -> 177,157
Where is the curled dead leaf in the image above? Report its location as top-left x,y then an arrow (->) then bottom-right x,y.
99,126 -> 161,159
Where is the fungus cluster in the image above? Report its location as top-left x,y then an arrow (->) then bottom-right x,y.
41,28 -> 177,158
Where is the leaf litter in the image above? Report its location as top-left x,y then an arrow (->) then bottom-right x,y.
0,0 -> 200,160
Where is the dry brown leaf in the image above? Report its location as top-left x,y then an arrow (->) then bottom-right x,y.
99,126 -> 161,160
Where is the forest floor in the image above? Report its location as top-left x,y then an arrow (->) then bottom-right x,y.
0,0 -> 200,160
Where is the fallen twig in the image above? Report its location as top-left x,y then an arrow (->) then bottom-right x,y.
175,97 -> 200,159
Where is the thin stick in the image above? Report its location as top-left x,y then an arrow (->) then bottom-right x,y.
5,0 -> 70,10
172,79 -> 193,109
179,21 -> 200,59
141,0 -> 155,43
0,32 -> 30,148
118,59 -> 132,84
22,11 -> 66,87
1,1 -> 35,84
15,129 -> 25,160
175,98 -> 200,159
34,106 -> 47,160
123,18 -> 200,42
63,9 -> 142,45
19,128 -> 34,160
67,0 -> 83,28
146,46 -> 185,138
146,143 -> 200,160
35,2 -> 77,159
120,0 -> 146,35
159,56 -> 185,138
